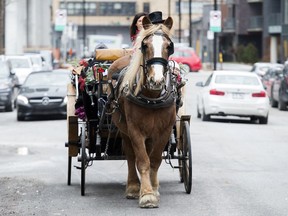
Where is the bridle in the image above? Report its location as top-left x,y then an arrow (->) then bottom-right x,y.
141,32 -> 174,83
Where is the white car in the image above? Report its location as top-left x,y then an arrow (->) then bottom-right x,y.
196,70 -> 270,124
5,55 -> 38,84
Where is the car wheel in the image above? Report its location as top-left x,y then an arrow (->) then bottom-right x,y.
259,116 -> 268,125
278,90 -> 287,111
250,116 -> 258,123
182,64 -> 190,73
5,96 -> 14,112
270,88 -> 278,108
201,108 -> 210,121
17,112 -> 25,121
5,102 -> 13,112
197,106 -> 201,118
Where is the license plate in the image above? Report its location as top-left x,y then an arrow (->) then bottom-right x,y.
232,93 -> 244,99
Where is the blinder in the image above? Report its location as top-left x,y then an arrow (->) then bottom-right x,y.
168,41 -> 174,56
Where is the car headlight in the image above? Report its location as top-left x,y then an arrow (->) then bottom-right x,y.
63,96 -> 68,104
17,95 -> 29,105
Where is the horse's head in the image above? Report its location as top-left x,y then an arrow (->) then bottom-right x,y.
140,16 -> 174,91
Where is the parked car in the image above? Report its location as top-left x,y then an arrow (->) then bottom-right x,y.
270,61 -> 288,110
5,55 -> 39,84
262,64 -> 284,98
16,69 -> 71,121
169,47 -> 202,72
250,62 -> 282,77
196,70 -> 270,124
25,53 -> 52,70
0,57 -> 19,111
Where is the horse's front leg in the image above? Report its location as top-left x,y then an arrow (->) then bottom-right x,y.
149,134 -> 171,199
130,133 -> 159,208
122,133 -> 140,199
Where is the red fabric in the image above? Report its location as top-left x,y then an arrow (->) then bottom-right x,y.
98,67 -> 105,73
78,76 -> 86,91
79,59 -> 88,67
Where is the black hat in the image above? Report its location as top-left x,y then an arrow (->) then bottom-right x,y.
148,11 -> 165,24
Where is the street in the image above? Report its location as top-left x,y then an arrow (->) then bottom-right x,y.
1,68 -> 288,216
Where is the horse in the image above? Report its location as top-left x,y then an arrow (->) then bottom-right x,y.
108,16 -> 177,208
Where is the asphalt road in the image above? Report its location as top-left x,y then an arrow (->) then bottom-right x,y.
1,65 -> 288,216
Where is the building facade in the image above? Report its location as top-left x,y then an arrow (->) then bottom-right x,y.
51,0 -> 214,59
219,0 -> 288,63
4,0 -> 51,55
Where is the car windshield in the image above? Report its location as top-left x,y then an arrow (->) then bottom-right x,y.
215,75 -> 260,86
30,56 -> 42,66
9,58 -> 30,68
0,60 -> 9,78
24,73 -> 70,86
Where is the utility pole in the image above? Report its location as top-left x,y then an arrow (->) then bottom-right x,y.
168,0 -> 171,17
0,0 -> 4,54
83,0 -> 86,54
189,0 -> 192,47
178,0 -> 181,43
213,0 -> 217,70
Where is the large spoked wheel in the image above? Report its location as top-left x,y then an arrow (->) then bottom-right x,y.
80,123 -> 87,196
179,121 -> 192,194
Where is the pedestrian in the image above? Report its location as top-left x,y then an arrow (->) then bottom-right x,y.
130,12 -> 147,45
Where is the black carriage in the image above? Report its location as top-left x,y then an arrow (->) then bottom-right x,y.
65,48 -> 192,196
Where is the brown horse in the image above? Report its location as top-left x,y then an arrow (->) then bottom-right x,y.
108,16 -> 176,208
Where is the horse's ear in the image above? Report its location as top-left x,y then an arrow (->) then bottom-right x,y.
163,17 -> 173,30
142,16 -> 152,30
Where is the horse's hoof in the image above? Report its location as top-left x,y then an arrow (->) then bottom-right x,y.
126,192 -> 139,199
125,185 -> 140,199
139,194 -> 159,208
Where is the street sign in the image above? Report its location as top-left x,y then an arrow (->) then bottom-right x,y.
55,9 -> 67,31
209,10 -> 221,32
207,30 -> 214,40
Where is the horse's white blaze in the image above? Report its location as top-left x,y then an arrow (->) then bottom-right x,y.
152,35 -> 165,83
153,64 -> 164,82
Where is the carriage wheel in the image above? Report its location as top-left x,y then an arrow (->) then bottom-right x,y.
80,123 -> 87,196
67,155 -> 72,185
180,121 -> 192,194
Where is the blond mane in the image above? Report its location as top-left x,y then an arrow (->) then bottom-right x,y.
121,24 -> 173,95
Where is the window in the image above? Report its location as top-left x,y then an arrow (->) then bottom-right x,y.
215,75 -> 260,86
143,3 -> 150,14
60,1 -> 135,16
98,2 -> 135,16
60,1 -> 97,16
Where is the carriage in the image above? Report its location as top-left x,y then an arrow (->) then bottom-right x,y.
65,16 -> 192,208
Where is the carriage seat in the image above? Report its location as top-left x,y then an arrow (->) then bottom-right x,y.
95,48 -> 133,61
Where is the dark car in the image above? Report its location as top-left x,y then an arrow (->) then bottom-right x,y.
16,69 -> 71,120
0,57 -> 19,111
270,62 -> 288,110
262,65 -> 283,98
